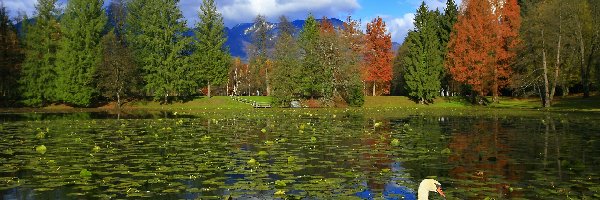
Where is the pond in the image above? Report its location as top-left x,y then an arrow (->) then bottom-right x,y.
0,110 -> 599,199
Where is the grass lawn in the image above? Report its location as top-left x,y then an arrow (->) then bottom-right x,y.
128,96 -> 253,110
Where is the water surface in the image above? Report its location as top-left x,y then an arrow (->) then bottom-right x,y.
1,110 -> 599,199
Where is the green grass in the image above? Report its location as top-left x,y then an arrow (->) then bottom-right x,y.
129,96 -> 253,110
238,96 -> 273,103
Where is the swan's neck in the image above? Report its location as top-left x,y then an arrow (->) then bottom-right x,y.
417,186 -> 429,200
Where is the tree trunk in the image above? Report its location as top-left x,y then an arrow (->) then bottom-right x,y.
578,19 -> 590,98
116,90 -> 121,110
207,82 -> 212,98
372,83 -> 376,96
542,31 -> 551,108
550,23 -> 562,103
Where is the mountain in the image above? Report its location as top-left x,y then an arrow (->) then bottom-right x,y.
223,18 -> 344,60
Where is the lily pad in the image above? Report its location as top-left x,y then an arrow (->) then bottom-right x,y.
36,145 -> 47,154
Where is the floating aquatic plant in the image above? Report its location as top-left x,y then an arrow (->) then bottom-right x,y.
36,145 -> 47,154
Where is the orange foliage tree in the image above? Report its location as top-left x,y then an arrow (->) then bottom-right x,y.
446,0 -> 521,102
363,17 -> 394,96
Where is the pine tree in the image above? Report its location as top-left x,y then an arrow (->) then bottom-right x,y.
0,4 -> 23,100
298,14 -> 325,99
193,0 -> 231,98
126,0 -> 193,103
271,15 -> 301,106
403,3 -> 444,103
55,0 -> 107,107
19,0 -> 61,106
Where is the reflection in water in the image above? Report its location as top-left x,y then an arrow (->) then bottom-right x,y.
0,112 -> 599,199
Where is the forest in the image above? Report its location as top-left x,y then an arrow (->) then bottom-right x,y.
0,0 -> 598,108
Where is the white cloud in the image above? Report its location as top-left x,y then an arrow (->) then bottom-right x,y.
388,0 -> 463,42
387,13 -> 415,42
215,0 -> 360,26
2,0 -> 37,18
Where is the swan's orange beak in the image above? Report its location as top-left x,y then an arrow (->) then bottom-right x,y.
437,186 -> 446,198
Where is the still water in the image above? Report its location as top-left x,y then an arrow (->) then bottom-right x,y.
0,110 -> 599,199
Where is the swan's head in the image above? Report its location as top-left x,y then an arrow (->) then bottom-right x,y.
419,179 -> 446,198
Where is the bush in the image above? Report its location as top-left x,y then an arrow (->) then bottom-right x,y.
345,86 -> 365,107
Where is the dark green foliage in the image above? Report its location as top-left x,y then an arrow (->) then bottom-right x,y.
19,0 -> 61,106
193,0 -> 231,98
271,16 -> 302,106
55,0 -> 107,107
97,31 -> 138,108
403,3 -> 444,103
0,5 -> 23,101
391,40 -> 410,96
126,0 -> 193,102
298,14 -> 326,99
345,86 -> 365,107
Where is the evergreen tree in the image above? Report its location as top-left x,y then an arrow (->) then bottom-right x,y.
298,14 -> 325,98
126,0 -> 193,103
55,0 -> 107,107
403,2 -> 444,103
0,4 -> 23,101
193,0 -> 231,98
19,0 -> 61,106
271,15 -> 301,106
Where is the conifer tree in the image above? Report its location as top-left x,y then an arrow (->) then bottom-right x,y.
55,0 -> 107,106
126,0 -> 193,103
298,14 -> 324,98
0,4 -> 22,100
403,3 -> 445,103
19,0 -> 61,106
193,0 -> 231,98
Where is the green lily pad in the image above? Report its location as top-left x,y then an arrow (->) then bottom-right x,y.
36,145 -> 47,154
80,169 -> 92,177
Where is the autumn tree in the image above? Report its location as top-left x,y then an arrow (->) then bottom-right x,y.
363,17 -> 393,96
97,31 -> 138,109
55,0 -> 107,107
19,0 -> 61,106
0,4 -> 22,101
193,0 -> 231,98
126,0 -> 193,103
446,0 -> 521,103
271,15 -> 302,106
403,3 -> 445,103
338,16 -> 365,106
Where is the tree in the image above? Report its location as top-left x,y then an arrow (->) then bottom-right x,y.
518,0 -> 580,107
446,0 -> 521,103
574,0 -> 598,98
271,15 -> 302,106
55,0 -> 107,107
193,0 -> 231,98
299,14 -> 326,99
247,15 -> 271,96
0,4 -> 23,101
19,0 -> 61,106
338,16 -> 365,107
363,17 -> 393,96
440,0 -> 459,93
97,31 -> 138,109
403,3 -> 445,103
126,0 -> 193,103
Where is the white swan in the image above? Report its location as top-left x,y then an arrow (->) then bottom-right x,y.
418,179 -> 446,200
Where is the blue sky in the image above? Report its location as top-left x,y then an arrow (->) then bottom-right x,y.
2,0 -> 461,42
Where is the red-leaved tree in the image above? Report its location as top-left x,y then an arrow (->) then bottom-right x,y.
446,0 -> 521,102
363,17 -> 394,96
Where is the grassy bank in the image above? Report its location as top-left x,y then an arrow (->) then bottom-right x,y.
0,95 -> 598,114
